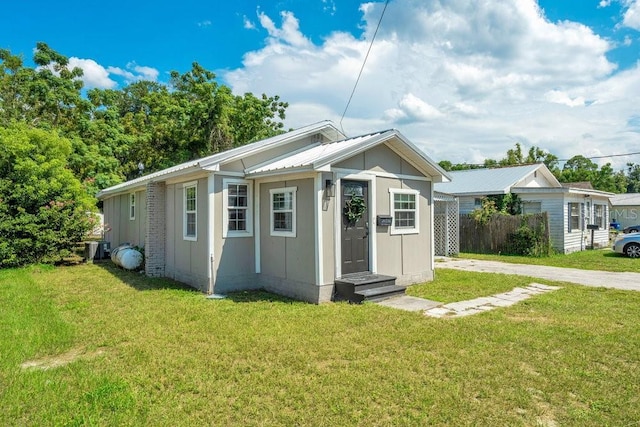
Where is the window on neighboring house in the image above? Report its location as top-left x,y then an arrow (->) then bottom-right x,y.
270,187 -> 297,237
474,198 -> 482,207
184,182 -> 197,240
223,179 -> 253,237
594,204 -> 605,228
568,202 -> 582,232
129,193 -> 135,220
522,201 -> 542,214
390,189 -> 420,235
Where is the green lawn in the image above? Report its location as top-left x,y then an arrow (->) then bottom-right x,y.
1,264 -> 639,425
457,248 -> 640,273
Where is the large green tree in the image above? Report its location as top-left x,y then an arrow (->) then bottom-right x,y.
0,124 -> 95,267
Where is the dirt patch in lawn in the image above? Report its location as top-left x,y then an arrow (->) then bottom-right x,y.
20,347 -> 107,370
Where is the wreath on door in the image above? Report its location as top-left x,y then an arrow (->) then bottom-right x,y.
344,196 -> 366,224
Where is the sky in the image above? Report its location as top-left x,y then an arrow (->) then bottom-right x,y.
2,0 -> 640,169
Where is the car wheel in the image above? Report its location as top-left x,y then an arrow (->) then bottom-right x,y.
625,243 -> 640,258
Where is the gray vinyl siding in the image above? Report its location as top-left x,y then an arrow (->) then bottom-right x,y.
102,189 -> 146,248
611,205 -> 640,229
458,196 -> 479,214
520,194 -> 565,252
164,178 -> 209,291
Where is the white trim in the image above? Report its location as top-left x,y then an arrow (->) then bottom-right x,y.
389,188 -> 420,235
334,172 -> 377,278
269,186 -> 297,238
332,167 -> 431,182
129,192 -> 136,220
222,178 -> 254,238
183,181 -> 198,241
255,182 -> 261,274
207,174 -> 216,294
315,173 -> 323,286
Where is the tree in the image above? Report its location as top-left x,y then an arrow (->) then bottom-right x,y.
627,163 -> 640,193
0,124 -> 95,267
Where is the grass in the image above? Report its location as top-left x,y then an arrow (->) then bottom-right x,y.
457,247 -> 640,273
1,263 -> 639,425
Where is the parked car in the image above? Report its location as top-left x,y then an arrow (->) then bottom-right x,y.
623,224 -> 640,233
610,219 -> 621,230
613,232 -> 640,258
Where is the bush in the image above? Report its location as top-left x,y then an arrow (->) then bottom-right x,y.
507,222 -> 551,257
0,124 -> 95,267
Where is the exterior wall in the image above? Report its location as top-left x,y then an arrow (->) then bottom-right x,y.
164,178 -> 209,291
212,174 -> 259,294
520,193 -> 565,252
374,177 -> 434,285
458,196 -> 478,214
102,189 -> 146,248
334,144 -> 421,176
514,171 -> 555,188
258,177 -> 319,302
321,173 -> 336,288
611,205 -> 640,229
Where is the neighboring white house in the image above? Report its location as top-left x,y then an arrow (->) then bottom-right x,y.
98,121 -> 450,303
434,164 -> 613,253
610,193 -> 640,230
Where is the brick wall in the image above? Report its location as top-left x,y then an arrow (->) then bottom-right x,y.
145,181 -> 166,277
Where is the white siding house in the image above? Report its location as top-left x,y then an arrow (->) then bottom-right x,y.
434,164 -> 613,253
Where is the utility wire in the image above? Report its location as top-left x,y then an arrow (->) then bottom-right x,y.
557,151 -> 640,162
339,0 -> 390,135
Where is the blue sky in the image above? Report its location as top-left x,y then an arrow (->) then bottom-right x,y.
2,0 -> 640,168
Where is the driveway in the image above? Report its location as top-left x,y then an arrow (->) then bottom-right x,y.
435,257 -> 640,292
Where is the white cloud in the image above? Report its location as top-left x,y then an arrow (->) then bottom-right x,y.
197,20 -> 212,27
68,57 -> 117,89
243,15 -> 256,30
544,90 -> 586,107
224,0 -> 639,169
623,0 -> 640,30
107,62 -> 159,84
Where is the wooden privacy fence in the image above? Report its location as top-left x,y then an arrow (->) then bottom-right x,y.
459,212 -> 550,255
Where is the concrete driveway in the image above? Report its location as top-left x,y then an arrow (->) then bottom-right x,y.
435,257 -> 640,292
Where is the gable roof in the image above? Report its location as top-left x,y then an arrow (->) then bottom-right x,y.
246,129 -> 451,182
434,164 -> 559,196
610,193 -> 640,206
97,121 -> 345,198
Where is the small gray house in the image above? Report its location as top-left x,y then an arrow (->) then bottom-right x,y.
98,121 -> 450,303
434,164 -> 613,253
610,193 -> 640,230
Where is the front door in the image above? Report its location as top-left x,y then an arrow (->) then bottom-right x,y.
341,180 -> 369,275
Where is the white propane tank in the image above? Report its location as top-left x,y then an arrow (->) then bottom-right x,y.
111,245 -> 143,270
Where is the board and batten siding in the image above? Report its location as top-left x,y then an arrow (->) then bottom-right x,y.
259,177 -> 319,302
211,174 -> 258,294
103,189 -> 146,248
164,178 -> 209,291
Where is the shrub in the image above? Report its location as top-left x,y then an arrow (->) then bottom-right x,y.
507,222 -> 551,257
0,124 -> 95,267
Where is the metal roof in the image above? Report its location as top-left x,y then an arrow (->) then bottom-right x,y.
434,164 -> 547,196
245,129 -> 451,182
97,121 -> 343,198
610,193 -> 640,206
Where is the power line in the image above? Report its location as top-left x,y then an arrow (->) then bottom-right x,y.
339,0 -> 390,134
557,151 -> 640,162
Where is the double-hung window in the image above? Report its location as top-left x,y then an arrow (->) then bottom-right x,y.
223,179 -> 253,237
129,193 -> 136,220
568,202 -> 582,232
390,189 -> 419,235
594,204 -> 605,229
270,187 -> 297,237
184,182 -> 197,240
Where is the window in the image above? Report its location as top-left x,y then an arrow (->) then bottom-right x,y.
129,193 -> 135,220
223,179 -> 253,237
184,182 -> 197,240
390,189 -> 419,235
474,198 -> 482,207
568,202 -> 582,232
594,204 -> 605,228
522,201 -> 542,214
270,187 -> 297,237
